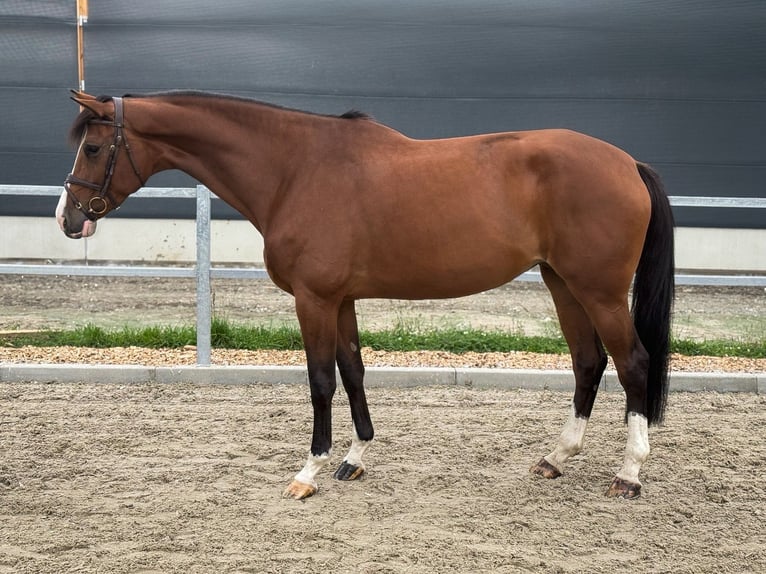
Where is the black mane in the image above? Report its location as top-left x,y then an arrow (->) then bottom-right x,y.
68,90 -> 373,147
339,109 -> 371,120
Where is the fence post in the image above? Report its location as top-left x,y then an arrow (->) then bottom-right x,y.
195,185 -> 212,366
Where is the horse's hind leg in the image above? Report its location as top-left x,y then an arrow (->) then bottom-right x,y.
333,299 -> 374,481
589,304 -> 650,498
571,287 -> 651,499
530,265 -> 608,479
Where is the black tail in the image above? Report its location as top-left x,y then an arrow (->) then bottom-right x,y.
633,162 -> 675,425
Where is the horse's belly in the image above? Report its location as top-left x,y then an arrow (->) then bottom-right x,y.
354,255 -> 535,301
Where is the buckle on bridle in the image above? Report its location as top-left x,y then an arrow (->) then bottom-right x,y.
88,196 -> 109,215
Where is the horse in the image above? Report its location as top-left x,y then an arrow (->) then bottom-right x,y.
57,90 -> 674,500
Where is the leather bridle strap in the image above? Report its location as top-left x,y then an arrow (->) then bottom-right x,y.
64,96 -> 145,220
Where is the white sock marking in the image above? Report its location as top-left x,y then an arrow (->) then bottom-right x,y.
544,404 -> 589,472
343,425 -> 372,468
616,412 -> 650,485
294,450 -> 332,489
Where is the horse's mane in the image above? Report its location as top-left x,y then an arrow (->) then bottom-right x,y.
69,91 -> 373,146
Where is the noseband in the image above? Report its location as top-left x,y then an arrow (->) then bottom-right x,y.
64,97 -> 145,220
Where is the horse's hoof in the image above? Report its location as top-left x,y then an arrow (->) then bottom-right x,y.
605,476 -> 641,499
333,460 -> 365,481
530,458 -> 562,479
282,479 -> 318,500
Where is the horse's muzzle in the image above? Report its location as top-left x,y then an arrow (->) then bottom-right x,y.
61,217 -> 97,239
56,190 -> 97,238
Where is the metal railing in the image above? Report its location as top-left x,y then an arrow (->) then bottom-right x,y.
1,184 -> 764,365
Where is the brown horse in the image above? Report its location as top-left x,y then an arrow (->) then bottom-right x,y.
57,91 -> 674,500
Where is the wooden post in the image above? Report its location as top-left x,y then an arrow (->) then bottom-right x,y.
76,0 -> 89,91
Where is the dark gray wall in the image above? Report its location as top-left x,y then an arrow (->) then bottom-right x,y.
2,1 -> 764,227
0,1 -> 77,182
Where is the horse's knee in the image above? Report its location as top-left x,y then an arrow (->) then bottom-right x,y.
310,378 -> 337,407
338,359 -> 365,390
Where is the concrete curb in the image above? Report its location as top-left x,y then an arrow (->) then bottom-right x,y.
0,363 -> 761,393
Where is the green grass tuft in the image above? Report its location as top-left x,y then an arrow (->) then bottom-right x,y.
0,318 -> 763,358
210,317 -> 304,350
670,338 -> 766,359
359,324 -> 569,354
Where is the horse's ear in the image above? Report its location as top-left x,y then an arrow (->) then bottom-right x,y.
70,90 -> 97,101
70,91 -> 113,119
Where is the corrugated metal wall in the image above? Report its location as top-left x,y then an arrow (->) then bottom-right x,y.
2,0 -> 764,227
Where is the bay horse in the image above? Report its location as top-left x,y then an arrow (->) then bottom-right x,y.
57,91 -> 674,500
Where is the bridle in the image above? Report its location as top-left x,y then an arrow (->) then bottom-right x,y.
64,96 -> 145,220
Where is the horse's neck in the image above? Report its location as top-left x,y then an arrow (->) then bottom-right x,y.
138,97 -> 305,230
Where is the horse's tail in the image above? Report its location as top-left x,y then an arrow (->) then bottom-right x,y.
633,162 -> 675,426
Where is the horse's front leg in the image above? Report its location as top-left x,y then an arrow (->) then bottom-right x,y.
283,293 -> 340,500
333,299 -> 374,482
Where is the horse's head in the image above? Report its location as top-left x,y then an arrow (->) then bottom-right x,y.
57,92 -> 146,238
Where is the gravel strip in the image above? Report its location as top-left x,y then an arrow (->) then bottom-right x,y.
0,345 -> 763,373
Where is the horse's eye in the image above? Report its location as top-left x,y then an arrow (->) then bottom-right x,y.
83,144 -> 101,157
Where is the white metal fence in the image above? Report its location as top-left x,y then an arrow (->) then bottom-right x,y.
1,185 -> 764,365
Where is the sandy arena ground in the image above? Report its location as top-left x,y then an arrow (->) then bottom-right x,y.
0,384 -> 764,573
